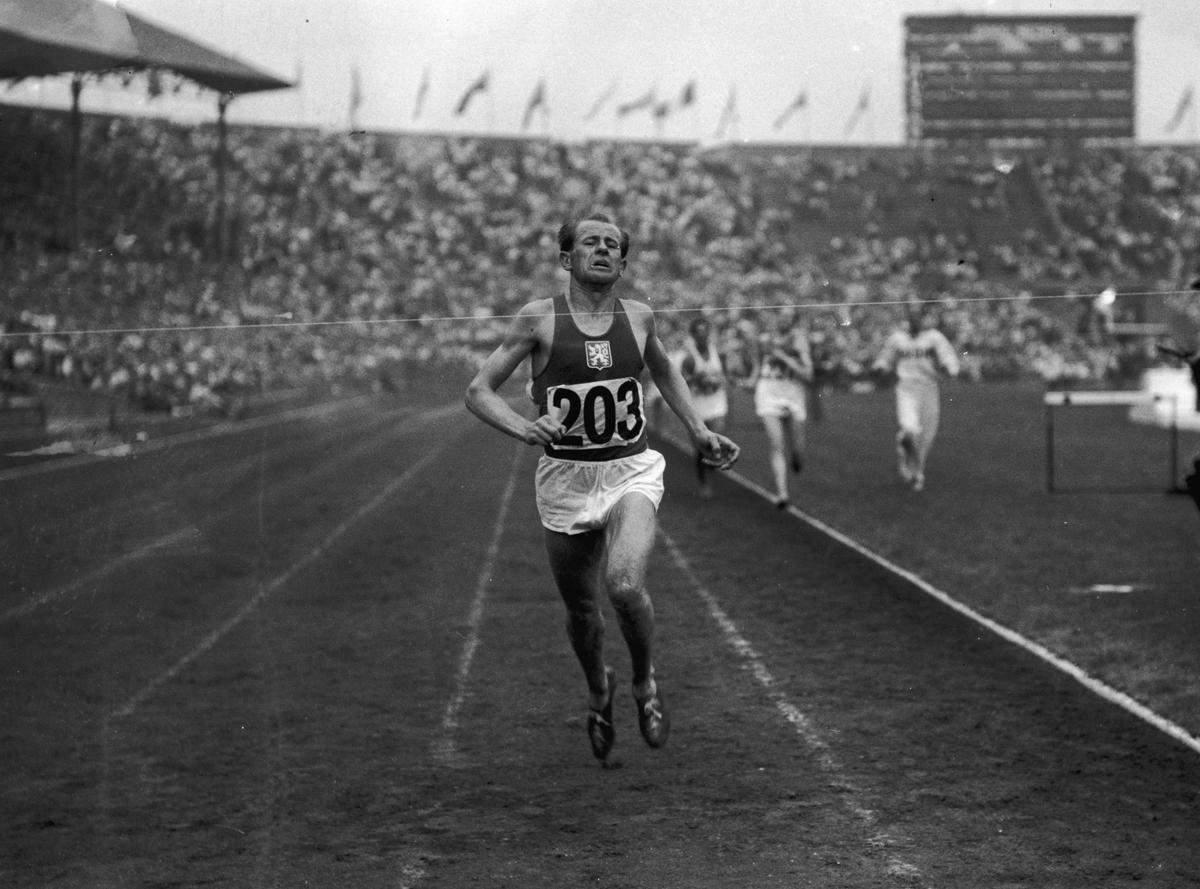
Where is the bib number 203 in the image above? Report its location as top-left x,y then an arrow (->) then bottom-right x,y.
549,378 -> 645,449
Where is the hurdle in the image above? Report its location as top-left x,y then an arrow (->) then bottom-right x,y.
1043,390 -> 1182,494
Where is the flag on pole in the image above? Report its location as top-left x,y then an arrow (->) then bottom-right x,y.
455,69 -> 490,115
583,78 -> 619,121
844,84 -> 870,136
413,67 -> 430,121
714,85 -> 739,139
522,79 -> 547,130
616,87 -> 657,117
773,89 -> 807,131
1165,85 -> 1194,134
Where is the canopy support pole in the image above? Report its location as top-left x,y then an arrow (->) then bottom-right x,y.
215,92 -> 231,270
69,74 -> 84,250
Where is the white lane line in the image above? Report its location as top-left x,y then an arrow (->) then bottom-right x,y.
431,443 -> 524,766
659,528 -> 926,885
658,430 -> 1200,758
1,528 -> 200,622
3,401 -> 463,623
110,447 -> 445,720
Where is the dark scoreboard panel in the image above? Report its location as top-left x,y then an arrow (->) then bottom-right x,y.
905,15 -> 1136,143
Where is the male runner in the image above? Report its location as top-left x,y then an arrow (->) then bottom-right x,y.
751,310 -> 813,508
872,301 -> 960,492
465,212 -> 739,763
679,314 -> 730,498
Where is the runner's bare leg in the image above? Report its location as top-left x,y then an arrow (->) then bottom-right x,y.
786,415 -> 806,471
760,414 -> 790,501
602,491 -> 659,699
545,529 -> 610,710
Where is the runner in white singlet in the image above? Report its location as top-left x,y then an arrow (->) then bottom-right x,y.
872,302 -> 960,492
679,315 -> 729,499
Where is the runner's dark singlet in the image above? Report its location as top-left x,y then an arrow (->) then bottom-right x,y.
758,329 -> 807,381
530,293 -> 649,461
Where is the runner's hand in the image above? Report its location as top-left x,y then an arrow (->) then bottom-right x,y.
525,403 -> 567,446
698,431 -> 740,470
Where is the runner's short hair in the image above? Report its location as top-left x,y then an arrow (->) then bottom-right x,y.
558,213 -> 630,257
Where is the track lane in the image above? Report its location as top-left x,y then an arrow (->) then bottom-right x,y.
388,443 -> 921,888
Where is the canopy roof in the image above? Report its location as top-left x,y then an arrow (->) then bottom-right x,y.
0,0 -> 291,95
123,10 -> 291,95
0,0 -> 137,78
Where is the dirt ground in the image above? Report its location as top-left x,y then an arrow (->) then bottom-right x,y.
3,387 -> 1200,888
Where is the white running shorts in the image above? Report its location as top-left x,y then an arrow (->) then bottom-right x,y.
896,380 -> 940,439
754,377 -> 807,421
535,449 -> 666,535
692,388 -> 728,423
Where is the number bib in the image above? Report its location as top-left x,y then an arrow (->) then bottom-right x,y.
547,377 -> 646,451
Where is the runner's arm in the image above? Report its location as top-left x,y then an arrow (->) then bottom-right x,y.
934,330 -> 961,377
777,333 -> 814,382
870,333 -> 898,382
465,304 -> 565,446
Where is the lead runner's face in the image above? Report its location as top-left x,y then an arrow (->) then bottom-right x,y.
565,220 -> 626,286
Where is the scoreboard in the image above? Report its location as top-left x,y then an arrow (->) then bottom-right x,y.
904,15 -> 1136,144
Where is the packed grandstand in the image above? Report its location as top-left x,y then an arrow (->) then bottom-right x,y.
2,102 -> 1200,424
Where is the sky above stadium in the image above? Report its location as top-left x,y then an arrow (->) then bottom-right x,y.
8,0 -> 1200,143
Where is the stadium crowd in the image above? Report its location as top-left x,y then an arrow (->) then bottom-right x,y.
2,103 -> 1199,418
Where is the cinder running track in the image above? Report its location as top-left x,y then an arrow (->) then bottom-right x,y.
3,391 -> 1199,888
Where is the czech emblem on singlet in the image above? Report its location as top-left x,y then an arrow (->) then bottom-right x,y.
585,341 -> 613,370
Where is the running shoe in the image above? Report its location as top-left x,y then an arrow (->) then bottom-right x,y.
587,668 -> 616,761
635,682 -> 670,748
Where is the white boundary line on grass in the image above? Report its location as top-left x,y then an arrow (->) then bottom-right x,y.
431,442 -> 524,766
660,528 -> 926,884
659,431 -> 1200,758
110,446 -> 445,720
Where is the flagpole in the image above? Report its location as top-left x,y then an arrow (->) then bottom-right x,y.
1185,83 -> 1195,142
348,63 -> 360,131
294,59 -> 305,127
413,67 -> 430,131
